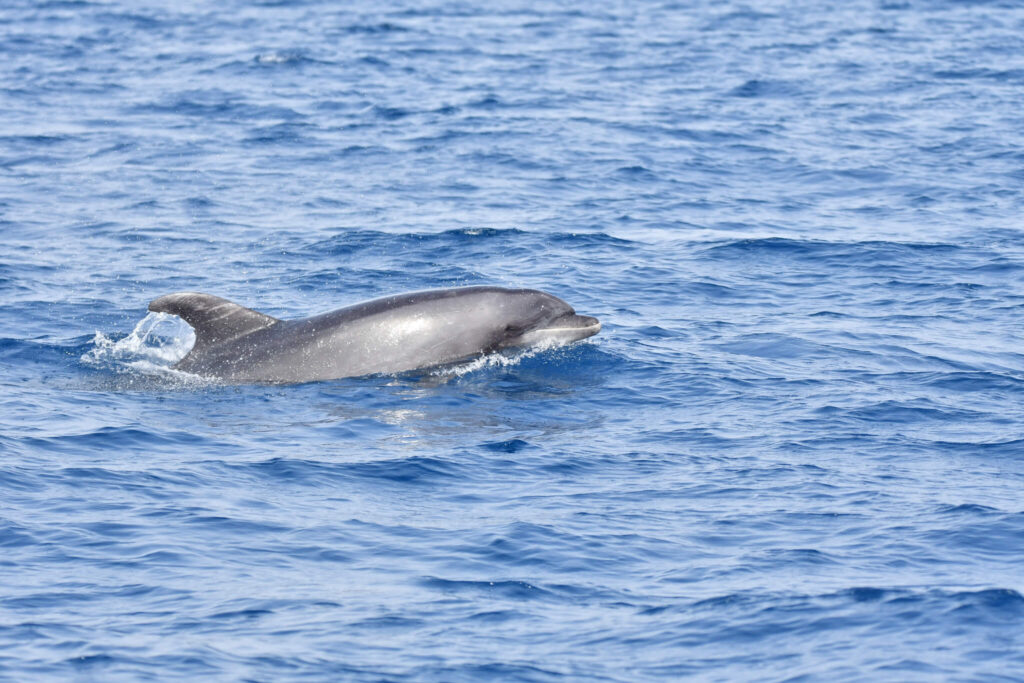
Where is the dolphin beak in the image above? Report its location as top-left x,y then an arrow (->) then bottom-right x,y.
517,312 -> 601,347
561,314 -> 601,338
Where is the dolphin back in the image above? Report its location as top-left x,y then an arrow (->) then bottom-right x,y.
146,286 -> 598,382
148,292 -> 280,361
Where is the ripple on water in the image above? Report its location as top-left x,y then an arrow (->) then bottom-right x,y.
4,0 -> 1024,680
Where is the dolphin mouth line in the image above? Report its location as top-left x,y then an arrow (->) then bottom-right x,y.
526,315 -> 601,342
538,321 -> 601,334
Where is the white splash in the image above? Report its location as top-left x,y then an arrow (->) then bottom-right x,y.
431,343 -> 556,378
81,312 -> 196,377
255,52 -> 296,64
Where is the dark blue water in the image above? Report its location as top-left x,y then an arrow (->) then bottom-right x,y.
4,0 -> 1024,679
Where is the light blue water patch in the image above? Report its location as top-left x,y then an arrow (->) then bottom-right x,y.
3,0 -> 1024,680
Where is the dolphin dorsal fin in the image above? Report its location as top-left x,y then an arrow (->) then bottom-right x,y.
148,292 -> 279,352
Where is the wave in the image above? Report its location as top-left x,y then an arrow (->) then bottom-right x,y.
699,237 -> 964,260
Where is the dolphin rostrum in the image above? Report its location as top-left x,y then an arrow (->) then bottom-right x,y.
148,286 -> 601,383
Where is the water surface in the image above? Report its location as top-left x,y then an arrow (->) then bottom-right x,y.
3,0 -> 1024,679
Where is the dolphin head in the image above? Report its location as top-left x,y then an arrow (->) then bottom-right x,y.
494,289 -> 601,350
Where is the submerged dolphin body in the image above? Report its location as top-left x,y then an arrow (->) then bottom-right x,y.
148,286 -> 601,383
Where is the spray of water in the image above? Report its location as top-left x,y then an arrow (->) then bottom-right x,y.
429,341 -> 558,378
81,312 -> 199,379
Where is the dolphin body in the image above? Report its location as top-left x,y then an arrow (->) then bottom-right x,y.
148,286 -> 600,383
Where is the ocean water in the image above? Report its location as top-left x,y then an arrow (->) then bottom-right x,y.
3,0 -> 1024,679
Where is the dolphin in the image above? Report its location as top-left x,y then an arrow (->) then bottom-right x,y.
148,286 -> 600,383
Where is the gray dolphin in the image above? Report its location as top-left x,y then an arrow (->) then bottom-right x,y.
148,286 -> 600,383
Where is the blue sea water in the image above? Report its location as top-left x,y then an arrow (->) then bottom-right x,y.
3,0 -> 1024,679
